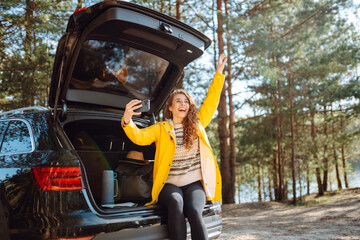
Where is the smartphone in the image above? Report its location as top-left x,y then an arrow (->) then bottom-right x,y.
134,100 -> 150,112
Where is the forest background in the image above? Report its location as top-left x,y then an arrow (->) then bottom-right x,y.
1,0 -> 360,205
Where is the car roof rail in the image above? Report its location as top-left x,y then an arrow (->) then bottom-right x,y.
0,106 -> 48,118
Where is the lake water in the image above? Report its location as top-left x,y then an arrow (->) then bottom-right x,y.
236,160 -> 360,203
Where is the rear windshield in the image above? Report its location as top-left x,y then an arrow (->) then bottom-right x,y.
70,40 -> 169,99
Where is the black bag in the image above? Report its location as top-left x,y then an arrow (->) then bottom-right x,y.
115,159 -> 153,202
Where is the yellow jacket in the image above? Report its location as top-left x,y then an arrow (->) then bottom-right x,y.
122,72 -> 225,205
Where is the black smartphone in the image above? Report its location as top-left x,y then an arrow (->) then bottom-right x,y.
134,100 -> 150,112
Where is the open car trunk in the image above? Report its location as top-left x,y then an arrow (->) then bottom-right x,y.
50,0 -> 211,212
63,115 -> 156,209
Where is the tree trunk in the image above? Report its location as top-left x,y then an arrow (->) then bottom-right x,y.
268,167 -> 273,201
281,144 -> 288,200
315,168 -> 323,195
277,116 -> 283,200
288,74 -> 296,204
306,158 -> 310,195
216,0 -> 232,204
23,0 -> 35,106
224,0 -> 236,204
257,163 -> 262,202
322,105 -> 329,192
341,144 -> 348,188
298,164 -> 303,201
339,106 -> 349,188
272,148 -> 279,200
304,123 -> 310,195
331,106 -> 342,190
176,0 -> 181,20
334,161 -> 342,190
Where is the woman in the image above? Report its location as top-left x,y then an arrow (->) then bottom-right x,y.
122,54 -> 227,240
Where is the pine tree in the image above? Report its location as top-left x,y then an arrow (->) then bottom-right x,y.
0,0 -> 74,110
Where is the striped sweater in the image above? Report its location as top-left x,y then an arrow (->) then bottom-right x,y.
166,124 -> 202,186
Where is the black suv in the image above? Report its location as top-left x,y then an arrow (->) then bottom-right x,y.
0,1 -> 222,240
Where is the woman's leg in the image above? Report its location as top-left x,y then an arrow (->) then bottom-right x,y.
158,183 -> 187,240
183,181 -> 208,240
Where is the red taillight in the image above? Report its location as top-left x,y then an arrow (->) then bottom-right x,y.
33,167 -> 83,191
72,7 -> 87,15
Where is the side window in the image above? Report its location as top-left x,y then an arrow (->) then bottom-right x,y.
0,120 -> 33,154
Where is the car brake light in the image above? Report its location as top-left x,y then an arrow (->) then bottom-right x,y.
33,167 -> 83,191
73,7 -> 86,15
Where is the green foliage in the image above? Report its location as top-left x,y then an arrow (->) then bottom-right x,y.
0,0 -> 74,110
232,0 -> 360,200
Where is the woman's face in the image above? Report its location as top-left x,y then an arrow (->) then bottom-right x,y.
169,93 -> 190,123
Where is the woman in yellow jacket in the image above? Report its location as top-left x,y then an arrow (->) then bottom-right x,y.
122,54 -> 227,240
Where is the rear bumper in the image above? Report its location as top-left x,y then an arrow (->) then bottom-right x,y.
91,214 -> 222,240
93,224 -> 168,240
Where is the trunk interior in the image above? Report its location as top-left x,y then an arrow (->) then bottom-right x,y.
63,117 -> 156,209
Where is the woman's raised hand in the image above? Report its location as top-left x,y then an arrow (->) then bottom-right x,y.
123,99 -> 142,126
216,53 -> 227,74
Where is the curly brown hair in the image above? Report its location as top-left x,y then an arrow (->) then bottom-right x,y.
164,89 -> 199,149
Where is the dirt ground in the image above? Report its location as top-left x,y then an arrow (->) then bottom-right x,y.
218,188 -> 360,240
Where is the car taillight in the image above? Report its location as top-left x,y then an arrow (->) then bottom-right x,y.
72,7 -> 86,15
42,237 -> 94,240
33,167 -> 83,191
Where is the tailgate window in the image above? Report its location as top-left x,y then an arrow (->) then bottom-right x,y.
70,40 -> 169,100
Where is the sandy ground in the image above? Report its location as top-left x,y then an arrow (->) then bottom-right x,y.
218,188 -> 360,240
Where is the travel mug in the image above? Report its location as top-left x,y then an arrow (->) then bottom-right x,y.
102,170 -> 118,205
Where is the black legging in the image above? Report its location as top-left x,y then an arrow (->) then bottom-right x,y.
158,180 -> 208,240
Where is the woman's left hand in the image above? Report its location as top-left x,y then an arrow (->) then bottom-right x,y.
216,54 -> 227,74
